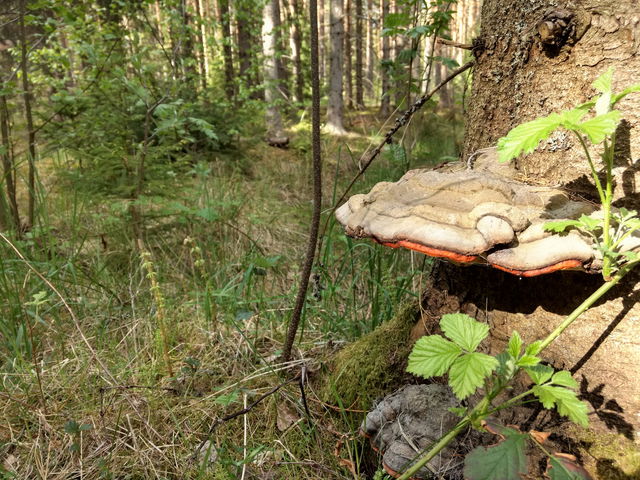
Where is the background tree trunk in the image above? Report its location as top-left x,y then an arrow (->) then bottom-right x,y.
379,0 -> 390,116
217,0 -> 235,100
262,0 -> 286,140
344,0 -> 353,109
355,0 -> 364,108
450,0 -> 640,437
326,0 -> 346,134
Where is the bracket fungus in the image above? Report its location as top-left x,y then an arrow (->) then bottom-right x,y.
360,384 -> 460,479
335,158 -> 604,277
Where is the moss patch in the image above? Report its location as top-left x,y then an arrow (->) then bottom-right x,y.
564,425 -> 640,479
320,300 -> 421,409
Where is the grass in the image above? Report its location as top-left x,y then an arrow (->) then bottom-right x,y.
0,107 -> 462,479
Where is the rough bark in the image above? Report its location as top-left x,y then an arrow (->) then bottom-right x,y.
193,0 -> 208,90
326,0 -> 346,134
454,0 -> 640,436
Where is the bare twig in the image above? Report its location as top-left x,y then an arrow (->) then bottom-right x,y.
318,60 -> 475,252
436,37 -> 473,50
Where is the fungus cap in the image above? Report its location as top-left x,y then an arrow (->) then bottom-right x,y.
336,165 -> 600,276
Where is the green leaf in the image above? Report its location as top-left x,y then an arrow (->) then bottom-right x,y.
612,84 -> 640,106
497,113 -> 564,162
525,364 -> 554,385
448,352 -> 498,399
463,427 -> 529,479
214,390 -> 240,406
440,313 -> 490,352
496,352 -> 517,379
575,111 -> 621,144
532,385 -> 589,427
507,331 -> 522,359
516,355 -> 541,367
551,371 -> 578,389
407,335 -> 462,378
448,406 -> 468,417
525,341 -> 542,356
592,67 -> 614,94
544,219 -> 582,233
547,455 -> 594,479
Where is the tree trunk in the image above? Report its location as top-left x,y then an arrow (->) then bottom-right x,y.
237,0 -> 260,95
290,0 -> 304,103
217,0 -> 235,100
19,0 -> 36,227
326,0 -> 346,134
452,0 -> 640,440
344,0 -> 353,109
379,0 -> 390,116
319,0 -> 326,82
193,0 -> 208,90
365,0 -> 375,99
355,0 -> 364,108
0,95 -> 19,231
262,0 -> 286,140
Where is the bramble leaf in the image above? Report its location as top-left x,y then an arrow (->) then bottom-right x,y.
532,385 -> 589,427
547,454 -> 594,479
525,341 -> 543,356
497,113 -> 564,163
612,84 -> 640,106
507,331 -> 522,358
516,355 -> 541,367
575,110 -> 621,144
544,219 -> 582,233
592,67 -> 614,94
449,352 -> 498,399
525,364 -> 554,385
441,313 -> 490,352
463,425 -> 529,479
407,335 -> 462,378
496,351 -> 517,379
551,371 -> 578,389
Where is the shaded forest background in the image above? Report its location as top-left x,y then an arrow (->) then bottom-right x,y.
0,0 -> 487,478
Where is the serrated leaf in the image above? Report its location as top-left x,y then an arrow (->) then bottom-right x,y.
551,371 -> 578,389
448,352 -> 498,399
463,427 -> 529,480
516,355 -> 541,367
407,335 -> 462,378
544,219 -> 582,233
441,313 -> 490,352
532,385 -> 589,427
525,341 -> 542,356
496,351 -> 517,379
575,111 -> 621,144
449,406 -> 468,417
507,331 -> 522,358
559,107 -> 590,128
497,113 -> 564,162
525,364 -> 554,385
592,67 -> 614,94
547,454 -> 594,479
612,83 -> 640,106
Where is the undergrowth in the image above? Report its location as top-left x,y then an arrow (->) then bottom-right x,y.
0,109 -> 460,479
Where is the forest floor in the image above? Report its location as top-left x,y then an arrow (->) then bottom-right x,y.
0,107 -> 464,479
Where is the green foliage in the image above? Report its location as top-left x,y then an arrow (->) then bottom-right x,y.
463,425 -> 529,480
497,70 -> 640,279
407,313 -> 497,399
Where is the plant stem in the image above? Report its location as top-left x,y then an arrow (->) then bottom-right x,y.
398,261 -> 637,479
538,263 -> 633,352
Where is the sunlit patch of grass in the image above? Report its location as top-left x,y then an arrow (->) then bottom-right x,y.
0,110 -> 463,478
